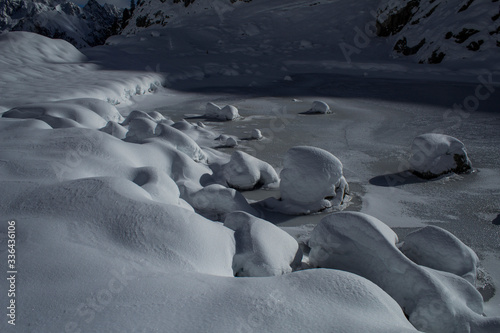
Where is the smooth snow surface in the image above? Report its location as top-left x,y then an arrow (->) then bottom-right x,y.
0,32 -> 162,112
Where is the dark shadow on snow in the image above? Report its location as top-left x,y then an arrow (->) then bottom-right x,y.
369,171 -> 427,187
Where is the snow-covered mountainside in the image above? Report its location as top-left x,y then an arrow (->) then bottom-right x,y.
120,0 -> 500,66
0,0 -> 121,48
375,0 -> 500,64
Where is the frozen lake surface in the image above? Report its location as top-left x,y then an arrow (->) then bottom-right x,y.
122,74 -> 500,315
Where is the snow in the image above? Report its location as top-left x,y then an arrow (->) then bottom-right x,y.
305,100 -> 331,114
251,128 -> 263,139
401,225 -> 479,284
409,133 -> 472,179
265,146 -> 349,215
205,102 -> 240,121
0,32 -> 162,112
124,117 -> 157,142
223,211 -> 302,277
309,212 -> 500,333
1,1 -> 500,331
153,123 -> 208,163
221,150 -> 279,191
180,182 -> 256,220
100,121 -> 128,139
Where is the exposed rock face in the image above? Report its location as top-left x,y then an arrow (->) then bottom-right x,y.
375,0 -> 500,63
0,0 -> 122,48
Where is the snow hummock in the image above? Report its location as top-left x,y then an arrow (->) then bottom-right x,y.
402,225 -> 479,284
2,98 -> 124,129
224,211 -> 302,277
305,100 -> 332,114
100,121 -> 128,139
251,128 -> 263,140
205,102 -> 240,120
222,150 -> 279,191
409,133 -> 472,179
309,212 -> 500,333
124,117 -> 157,142
154,123 -> 208,163
264,146 -> 349,214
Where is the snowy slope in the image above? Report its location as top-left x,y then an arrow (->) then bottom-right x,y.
81,0 -> 500,93
0,32 -> 162,112
0,0 -> 121,48
375,0 -> 500,64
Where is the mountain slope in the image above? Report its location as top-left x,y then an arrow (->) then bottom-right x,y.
0,0 -> 122,48
119,0 -> 499,67
375,0 -> 500,64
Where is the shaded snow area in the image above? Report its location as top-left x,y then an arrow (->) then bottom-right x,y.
1,1 -> 500,332
0,32 -> 162,112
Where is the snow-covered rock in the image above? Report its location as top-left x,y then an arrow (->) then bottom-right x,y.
0,0 -> 122,49
267,146 -> 348,214
251,128 -> 263,140
222,150 -> 279,190
305,100 -> 331,114
179,182 -> 256,220
309,212 -> 499,333
205,102 -> 221,116
147,110 -> 166,122
154,123 -> 207,162
216,134 -> 238,147
121,110 -> 157,126
124,117 -> 157,143
100,121 -> 128,139
205,103 -> 240,120
402,225 -> 479,284
224,211 -> 302,277
409,133 -> 472,179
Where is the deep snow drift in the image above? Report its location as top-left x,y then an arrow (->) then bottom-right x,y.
0,32 -> 162,112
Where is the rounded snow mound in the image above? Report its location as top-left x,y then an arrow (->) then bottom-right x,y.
2,98 -> 124,129
100,121 -> 128,139
180,182 -> 256,220
273,146 -> 349,214
0,31 -> 87,64
124,117 -> 157,143
409,133 -> 472,179
223,211 -> 302,277
222,151 -> 279,190
308,211 -> 499,333
401,225 -> 479,284
121,110 -> 158,126
205,102 -> 240,120
251,128 -> 263,140
304,100 -> 331,114
154,123 -> 207,162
